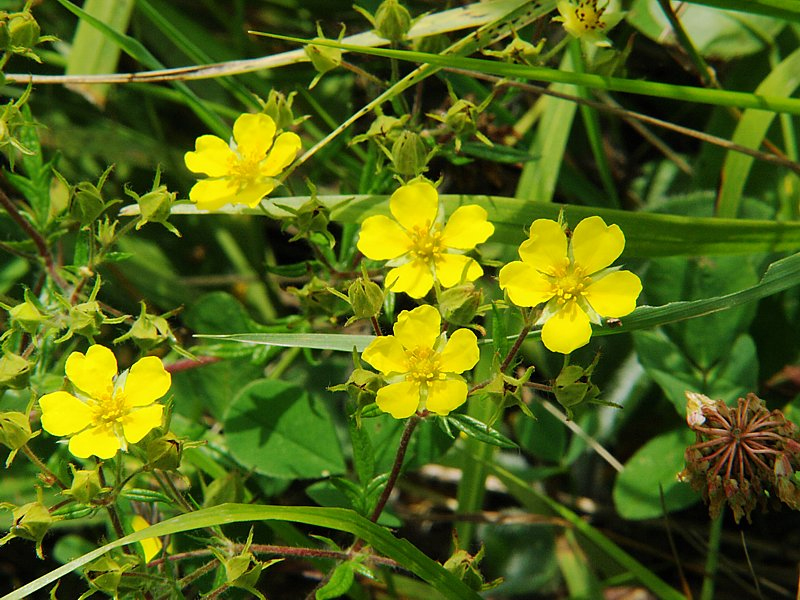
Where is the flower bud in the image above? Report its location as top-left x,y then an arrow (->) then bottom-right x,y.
135,185 -> 177,232
8,295 -> 47,333
348,278 -> 383,321
445,99 -> 478,136
66,465 -> 104,505
68,300 -> 105,339
7,12 -> 39,49
685,391 -> 715,427
84,555 -> 140,596
70,181 -> 108,226
262,89 -> 299,131
374,0 -> 412,42
553,357 -> 601,419
438,284 -> 482,327
95,217 -> 118,248
0,411 -> 34,451
6,501 -> 53,558
115,301 -> 174,351
391,130 -> 428,177
351,115 -> 408,147
146,433 -> 183,471
0,352 -> 32,390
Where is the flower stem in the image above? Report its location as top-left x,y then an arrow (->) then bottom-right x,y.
369,414 -> 420,522
370,316 -> 382,336
700,513 -> 724,600
0,187 -> 68,290
499,322 -> 532,373
21,445 -> 68,490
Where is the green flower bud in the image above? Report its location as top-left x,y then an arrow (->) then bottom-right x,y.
95,217 -> 118,248
8,297 -> 47,333
135,185 -> 177,232
305,42 -> 342,74
0,411 -> 34,452
443,538 -> 501,591
391,130 -> 429,177
438,284 -> 482,327
262,89 -> 299,130
146,433 -> 182,471
66,465 -> 104,505
374,0 -> 412,42
444,99 -> 478,136
6,501 -> 53,558
0,352 -> 32,390
8,12 -> 39,49
68,300 -> 105,339
553,358 -> 601,419
84,555 -> 140,595
115,301 -> 174,351
70,181 -> 107,226
223,552 -> 263,590
351,114 -> 408,146
348,278 -> 383,321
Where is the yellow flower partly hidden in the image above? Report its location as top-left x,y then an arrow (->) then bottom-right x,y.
131,515 -> 163,562
499,216 -> 641,354
184,113 -> 301,211
554,0 -> 619,46
357,182 -> 494,298
39,345 -> 170,459
362,305 -> 479,419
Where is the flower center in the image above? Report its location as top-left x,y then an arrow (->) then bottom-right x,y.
569,0 -> 606,32
405,346 -> 443,384
90,386 -> 128,430
228,152 -> 262,189
409,223 -> 444,262
551,264 -> 590,306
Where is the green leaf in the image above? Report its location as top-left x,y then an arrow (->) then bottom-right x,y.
349,420 -> 375,486
224,379 -> 345,479
717,47 -> 800,217
64,0 -> 135,106
7,504 -> 482,600
445,413 -> 518,449
634,330 -> 704,413
613,429 -> 699,520
683,0 -> 800,23
317,562 -> 355,599
513,405 -> 567,464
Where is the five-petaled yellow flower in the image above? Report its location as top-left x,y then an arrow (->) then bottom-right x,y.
554,0 -> 617,47
499,216 -> 641,354
184,113 -> 301,211
39,345 -> 170,459
357,181 -> 494,298
362,305 -> 479,419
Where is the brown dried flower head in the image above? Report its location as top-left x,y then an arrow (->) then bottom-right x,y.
680,392 -> 800,523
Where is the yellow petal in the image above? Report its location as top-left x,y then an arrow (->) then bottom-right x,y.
124,356 -> 171,407
39,392 -> 92,436
376,381 -> 421,419
362,336 -> 408,375
585,270 -> 642,318
66,345 -> 117,399
499,261 -> 554,307
237,179 -> 275,208
189,178 -> 237,211
260,131 -> 301,177
131,515 -> 163,563
184,135 -> 234,177
426,379 -> 468,415
441,205 -> 494,249
389,182 -> 439,232
357,215 -> 411,260
518,219 -> 568,272
122,404 -> 164,444
69,426 -> 120,459
439,329 -> 479,373
434,254 -> 483,288
385,260 -> 434,299
233,113 -> 276,158
393,304 -> 440,351
571,216 -> 624,274
540,301 -> 592,354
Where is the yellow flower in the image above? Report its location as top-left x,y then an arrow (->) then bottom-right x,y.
357,182 -> 494,298
362,305 -> 479,419
184,113 -> 301,211
554,0 -> 619,46
131,515 -> 162,562
499,216 -> 641,354
39,345 -> 170,459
